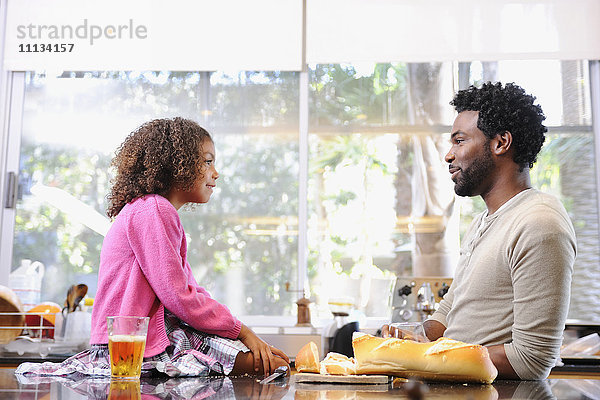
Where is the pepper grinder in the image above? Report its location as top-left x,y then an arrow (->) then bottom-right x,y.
296,297 -> 312,326
286,282 -> 312,327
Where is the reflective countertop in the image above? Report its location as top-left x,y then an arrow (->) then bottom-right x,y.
2,369 -> 599,399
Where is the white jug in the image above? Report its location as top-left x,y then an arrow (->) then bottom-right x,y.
9,259 -> 45,311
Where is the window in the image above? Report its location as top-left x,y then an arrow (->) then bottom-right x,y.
307,63 -> 457,320
11,71 -> 299,317
3,60 -> 599,323
305,61 -> 598,322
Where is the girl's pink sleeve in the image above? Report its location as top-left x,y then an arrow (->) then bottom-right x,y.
126,200 -> 241,339
187,272 -> 215,298
195,285 -> 212,297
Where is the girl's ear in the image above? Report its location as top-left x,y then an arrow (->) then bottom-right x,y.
492,130 -> 512,156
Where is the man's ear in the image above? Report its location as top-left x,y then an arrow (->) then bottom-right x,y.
492,131 -> 512,156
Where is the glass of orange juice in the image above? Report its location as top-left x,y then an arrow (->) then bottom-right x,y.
107,316 -> 149,380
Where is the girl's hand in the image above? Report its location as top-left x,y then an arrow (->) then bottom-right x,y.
238,324 -> 290,375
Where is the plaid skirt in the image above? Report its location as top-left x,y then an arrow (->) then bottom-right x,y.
15,310 -> 249,378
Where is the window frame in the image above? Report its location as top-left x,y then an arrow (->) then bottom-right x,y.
0,71 -> 25,284
1,62 -> 599,322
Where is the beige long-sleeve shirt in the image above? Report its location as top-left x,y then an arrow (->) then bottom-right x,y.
430,189 -> 576,379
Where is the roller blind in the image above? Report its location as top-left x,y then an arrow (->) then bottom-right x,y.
4,0 -> 600,71
3,0 -> 303,71
306,0 -> 600,63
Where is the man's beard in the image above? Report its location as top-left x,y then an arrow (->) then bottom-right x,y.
454,143 -> 495,197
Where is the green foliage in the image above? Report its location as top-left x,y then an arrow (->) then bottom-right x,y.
328,190 -> 356,206
13,142 -> 108,302
309,63 -> 408,126
330,236 -> 349,246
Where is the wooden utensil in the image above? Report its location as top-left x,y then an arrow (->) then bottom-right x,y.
64,284 -> 88,313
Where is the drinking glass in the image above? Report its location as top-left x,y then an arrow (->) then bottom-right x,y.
389,321 -> 428,342
107,316 -> 149,379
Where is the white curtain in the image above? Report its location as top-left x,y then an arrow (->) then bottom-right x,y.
411,135 -> 459,277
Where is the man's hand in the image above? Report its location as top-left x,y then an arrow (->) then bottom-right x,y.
381,319 -> 446,342
422,319 -> 446,341
237,324 -> 290,375
380,324 -> 429,342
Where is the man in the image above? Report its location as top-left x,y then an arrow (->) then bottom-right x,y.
385,82 -> 576,380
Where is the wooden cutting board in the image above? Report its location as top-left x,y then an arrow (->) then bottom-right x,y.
293,373 -> 389,384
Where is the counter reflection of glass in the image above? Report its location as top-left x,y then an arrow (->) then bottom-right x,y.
107,316 -> 149,379
109,379 -> 141,400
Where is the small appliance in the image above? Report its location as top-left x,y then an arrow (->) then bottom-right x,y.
390,276 -> 453,322
322,297 -> 359,357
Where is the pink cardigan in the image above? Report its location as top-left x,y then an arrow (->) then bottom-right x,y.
90,194 -> 242,357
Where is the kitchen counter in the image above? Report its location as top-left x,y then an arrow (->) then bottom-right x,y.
1,368 -> 599,399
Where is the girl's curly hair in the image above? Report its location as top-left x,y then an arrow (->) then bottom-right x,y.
107,117 -> 212,218
450,82 -> 547,171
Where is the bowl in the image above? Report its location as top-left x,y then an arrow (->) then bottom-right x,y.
0,285 -> 25,344
327,296 -> 355,316
26,302 -> 62,339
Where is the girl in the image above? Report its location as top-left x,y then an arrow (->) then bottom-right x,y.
17,117 -> 289,378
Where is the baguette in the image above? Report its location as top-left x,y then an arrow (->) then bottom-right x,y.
295,341 -> 320,373
352,333 -> 498,384
296,343 -> 357,376
319,352 -> 356,375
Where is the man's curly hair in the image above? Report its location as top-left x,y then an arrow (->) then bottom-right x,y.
450,82 -> 547,171
107,117 -> 212,218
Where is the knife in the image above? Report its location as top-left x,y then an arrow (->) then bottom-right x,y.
259,366 -> 289,385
